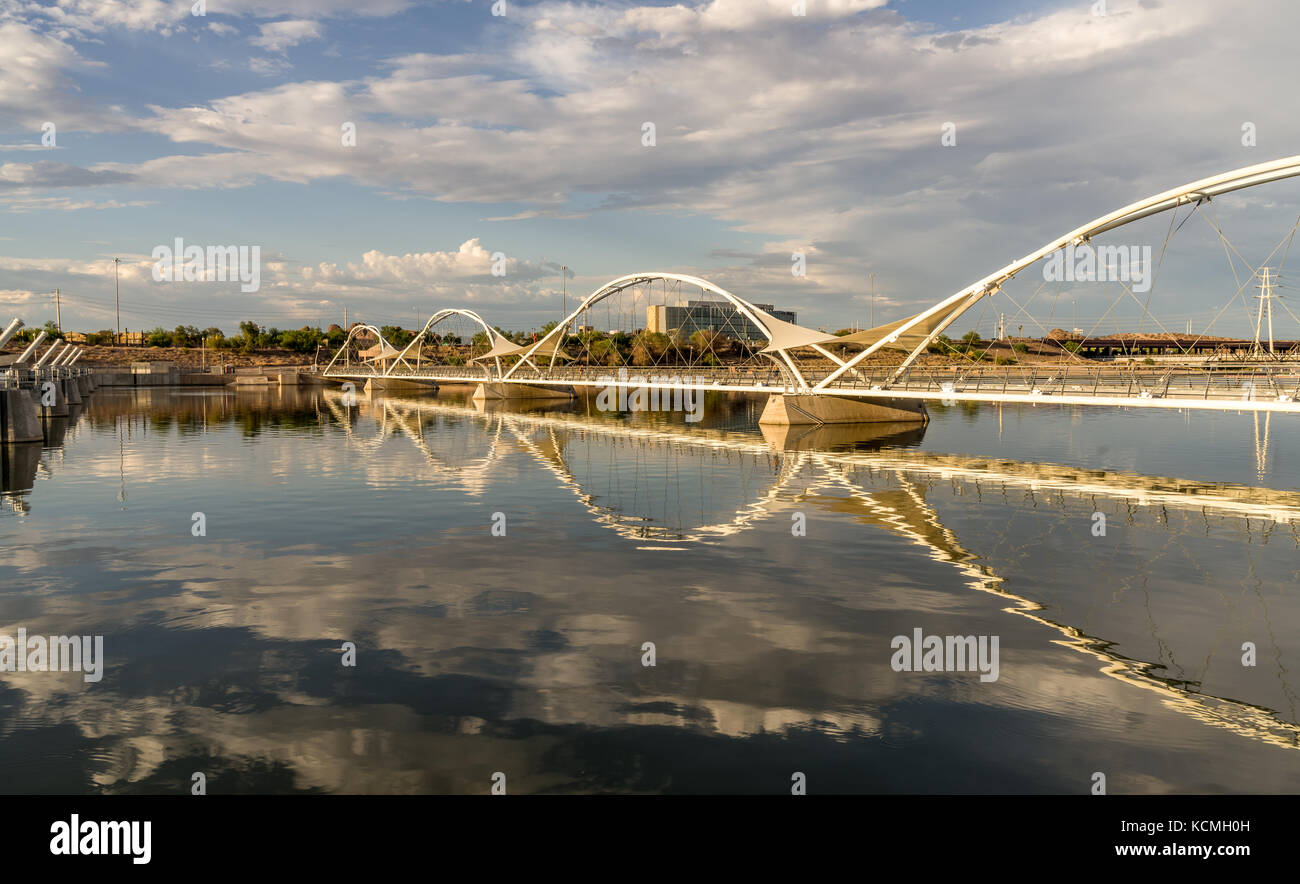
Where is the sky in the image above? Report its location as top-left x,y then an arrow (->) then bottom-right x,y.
2,0 -> 1300,338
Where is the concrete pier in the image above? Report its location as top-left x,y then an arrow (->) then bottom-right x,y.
0,439 -> 40,492
32,380 -> 70,418
758,393 -> 929,425
759,420 -> 927,450
43,414 -> 72,447
1,388 -> 43,443
64,378 -> 83,406
472,382 -> 575,401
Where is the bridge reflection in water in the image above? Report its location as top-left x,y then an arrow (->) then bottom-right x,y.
328,388 -> 1300,755
3,385 -> 1299,793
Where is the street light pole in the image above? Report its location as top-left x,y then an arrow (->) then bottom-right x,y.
114,258 -> 121,343
561,265 -> 568,332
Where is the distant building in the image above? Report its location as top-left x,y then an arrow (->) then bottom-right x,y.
646,301 -> 796,343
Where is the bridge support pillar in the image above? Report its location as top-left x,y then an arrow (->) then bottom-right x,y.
758,393 -> 928,425
473,382 -> 574,401
1,389 -> 44,443
1,437 -> 41,492
77,375 -> 92,397
64,378 -> 83,407
31,382 -> 70,418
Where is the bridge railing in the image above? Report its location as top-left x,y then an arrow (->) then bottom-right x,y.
325,358 -> 1300,402
814,365 -> 1300,401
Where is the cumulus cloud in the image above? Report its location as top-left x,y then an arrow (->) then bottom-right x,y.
302,239 -> 550,292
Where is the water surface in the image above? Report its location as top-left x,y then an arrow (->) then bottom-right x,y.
1,386 -> 1298,793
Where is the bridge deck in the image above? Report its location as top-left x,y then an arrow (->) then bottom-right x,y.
321,364 -> 1300,413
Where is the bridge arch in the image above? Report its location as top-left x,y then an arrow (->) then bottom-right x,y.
321,323 -> 399,376
817,154 -> 1300,390
500,272 -> 821,386
390,307 -> 507,376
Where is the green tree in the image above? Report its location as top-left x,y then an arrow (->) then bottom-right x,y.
380,325 -> 414,347
278,328 -> 322,354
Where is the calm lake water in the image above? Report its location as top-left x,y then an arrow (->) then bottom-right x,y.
2,384 -> 1298,794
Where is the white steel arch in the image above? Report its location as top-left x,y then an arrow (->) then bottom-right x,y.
816,154 -> 1300,391
499,272 -> 811,386
390,307 -> 505,376
321,323 -> 398,375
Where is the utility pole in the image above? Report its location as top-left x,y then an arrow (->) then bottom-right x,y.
114,258 -> 121,344
54,288 -> 61,334
561,265 -> 568,332
870,272 -> 875,328
1254,267 -> 1278,356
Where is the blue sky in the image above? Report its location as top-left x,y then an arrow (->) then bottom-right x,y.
2,0 -> 1300,339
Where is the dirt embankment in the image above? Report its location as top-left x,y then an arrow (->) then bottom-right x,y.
1,344 -> 317,371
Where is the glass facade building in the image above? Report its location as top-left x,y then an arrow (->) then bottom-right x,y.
646,301 -> 797,343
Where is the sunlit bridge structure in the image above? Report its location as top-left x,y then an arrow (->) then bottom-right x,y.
324,156 -> 1300,423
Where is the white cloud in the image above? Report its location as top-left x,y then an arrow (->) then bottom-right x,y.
623,0 -> 887,34
248,55 -> 291,76
0,21 -> 103,126
13,0 -> 192,36
303,239 -> 549,289
251,18 -> 322,52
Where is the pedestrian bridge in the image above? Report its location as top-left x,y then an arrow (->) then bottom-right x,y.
323,155 -> 1300,423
